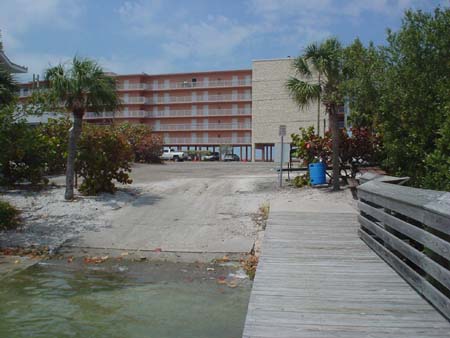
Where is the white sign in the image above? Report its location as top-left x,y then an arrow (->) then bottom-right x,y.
279,125 -> 286,137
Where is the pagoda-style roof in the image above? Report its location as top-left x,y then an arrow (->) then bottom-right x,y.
0,50 -> 27,73
0,35 -> 27,73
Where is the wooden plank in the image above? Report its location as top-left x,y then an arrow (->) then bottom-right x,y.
359,214 -> 450,290
359,228 -> 450,320
358,181 -> 450,235
243,211 -> 450,337
358,200 -> 450,261
359,172 -> 410,185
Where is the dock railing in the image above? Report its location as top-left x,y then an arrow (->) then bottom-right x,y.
357,180 -> 450,319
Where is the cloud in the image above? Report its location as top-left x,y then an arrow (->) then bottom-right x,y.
0,0 -> 83,78
161,16 -> 256,59
2,0 -> 443,77
11,52 -> 72,82
97,55 -> 174,75
244,0 -> 429,50
248,0 -> 418,18
0,0 -> 83,50
118,2 -> 256,63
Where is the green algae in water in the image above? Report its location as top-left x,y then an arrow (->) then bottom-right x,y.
0,260 -> 252,338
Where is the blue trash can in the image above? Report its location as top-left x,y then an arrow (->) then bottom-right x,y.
309,162 -> 326,185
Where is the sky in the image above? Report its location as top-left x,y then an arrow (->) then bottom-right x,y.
0,0 -> 447,81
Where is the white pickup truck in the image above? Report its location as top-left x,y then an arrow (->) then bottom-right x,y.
160,149 -> 187,161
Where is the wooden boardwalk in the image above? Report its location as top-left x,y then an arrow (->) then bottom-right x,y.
243,211 -> 450,338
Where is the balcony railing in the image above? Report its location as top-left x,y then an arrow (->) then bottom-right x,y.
152,79 -> 251,90
150,108 -> 251,118
117,79 -> 251,91
117,83 -> 148,90
164,137 -> 251,145
85,112 -> 115,119
85,110 -> 147,119
85,108 -> 252,120
153,94 -> 251,104
122,96 -> 150,104
154,123 -> 251,132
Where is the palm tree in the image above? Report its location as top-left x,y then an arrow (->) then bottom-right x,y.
0,69 -> 18,108
45,57 -> 120,200
286,38 -> 344,191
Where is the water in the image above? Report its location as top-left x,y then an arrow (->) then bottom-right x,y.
0,259 -> 252,338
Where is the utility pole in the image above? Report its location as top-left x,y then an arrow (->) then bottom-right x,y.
279,125 -> 286,188
317,73 -> 321,135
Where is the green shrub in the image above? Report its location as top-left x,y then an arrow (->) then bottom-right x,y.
421,116 -> 450,191
293,174 -> 310,188
135,134 -> 163,163
76,125 -> 133,195
0,200 -> 20,230
116,123 -> 163,163
291,126 -> 331,166
0,106 -> 48,186
291,126 -> 382,180
38,118 -> 71,175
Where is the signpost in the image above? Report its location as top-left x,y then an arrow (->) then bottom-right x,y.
278,125 -> 286,187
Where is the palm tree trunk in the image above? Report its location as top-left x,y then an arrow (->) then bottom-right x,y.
65,113 -> 83,200
330,104 -> 340,191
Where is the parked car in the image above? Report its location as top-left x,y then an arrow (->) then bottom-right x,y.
223,153 -> 240,162
160,149 -> 187,161
202,152 -> 220,161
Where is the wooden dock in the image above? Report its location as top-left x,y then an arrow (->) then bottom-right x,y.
243,211 -> 450,337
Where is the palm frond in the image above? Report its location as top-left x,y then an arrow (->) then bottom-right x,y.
44,57 -> 120,115
0,69 -> 18,106
286,77 -> 320,108
292,56 -> 311,77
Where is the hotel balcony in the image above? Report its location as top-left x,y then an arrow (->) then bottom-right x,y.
151,108 -> 251,118
84,108 -> 251,120
153,79 -> 251,90
164,136 -> 251,145
153,123 -> 251,132
117,79 -> 251,91
85,112 -> 118,119
152,93 -> 251,105
121,96 -> 151,104
116,83 -> 149,90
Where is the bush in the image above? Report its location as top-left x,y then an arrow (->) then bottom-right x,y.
291,126 -> 383,179
116,123 -> 163,163
135,134 -> 163,163
421,116 -> 450,191
293,173 -> 310,188
339,128 -> 383,177
0,106 -> 48,186
38,118 -> 71,175
291,126 -> 331,166
0,200 -> 20,230
76,125 -> 133,195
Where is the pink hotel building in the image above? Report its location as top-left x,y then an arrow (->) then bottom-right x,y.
19,58 -> 341,161
85,69 -> 253,160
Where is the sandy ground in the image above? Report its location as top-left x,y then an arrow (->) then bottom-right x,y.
0,187 -> 137,250
1,163 -> 277,255
1,162 -> 356,259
